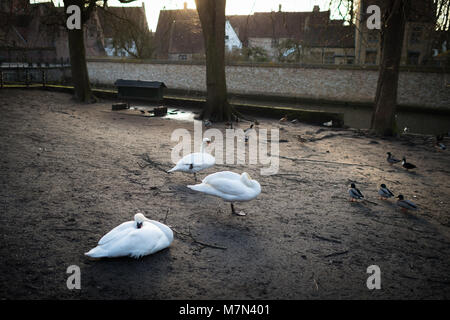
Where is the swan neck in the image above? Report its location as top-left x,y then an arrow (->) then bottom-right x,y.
200,142 -> 207,153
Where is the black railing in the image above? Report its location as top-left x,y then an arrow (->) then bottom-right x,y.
0,59 -> 71,88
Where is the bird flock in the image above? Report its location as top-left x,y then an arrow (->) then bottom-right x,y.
348,151 -> 420,212
85,126 -> 261,259
85,121 -> 442,259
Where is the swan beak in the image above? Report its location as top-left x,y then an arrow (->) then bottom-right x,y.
137,222 -> 143,229
207,141 -> 211,145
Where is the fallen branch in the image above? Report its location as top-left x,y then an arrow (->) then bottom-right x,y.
312,234 -> 342,244
171,226 -> 227,250
136,153 -> 169,173
324,250 -> 349,258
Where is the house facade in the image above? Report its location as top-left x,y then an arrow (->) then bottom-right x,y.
97,3 -> 150,58
354,0 -> 437,65
154,2 -> 242,61
0,0 -> 105,63
154,4 -> 355,64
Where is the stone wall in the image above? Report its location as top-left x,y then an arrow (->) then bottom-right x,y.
86,58 -> 450,109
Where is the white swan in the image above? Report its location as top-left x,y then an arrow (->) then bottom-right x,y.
187,171 -> 261,216
85,213 -> 173,259
168,138 -> 215,181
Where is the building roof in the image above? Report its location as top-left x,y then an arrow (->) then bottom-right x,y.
228,10 -> 330,43
154,8 -> 203,58
97,5 -> 149,39
358,0 -> 436,23
228,11 -> 354,48
154,7 -> 354,58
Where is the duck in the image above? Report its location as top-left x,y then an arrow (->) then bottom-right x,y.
386,152 -> 401,165
85,213 -> 173,259
378,183 -> 394,200
435,134 -> 446,150
187,171 -> 261,216
279,115 -> 288,122
396,195 -> 418,212
348,183 -> 364,202
402,157 -> 417,170
204,120 -> 212,128
244,124 -> 254,143
167,138 -> 215,181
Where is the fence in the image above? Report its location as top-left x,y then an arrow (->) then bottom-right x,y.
0,61 -> 72,88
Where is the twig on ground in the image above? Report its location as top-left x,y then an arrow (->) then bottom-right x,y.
324,250 -> 349,258
136,153 -> 169,173
312,234 -> 342,244
170,226 -> 227,250
163,208 -> 169,224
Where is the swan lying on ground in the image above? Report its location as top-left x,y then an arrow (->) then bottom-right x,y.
85,213 -> 173,259
168,138 -> 215,181
188,171 -> 261,216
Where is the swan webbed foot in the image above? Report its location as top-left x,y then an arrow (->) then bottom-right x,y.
230,203 -> 246,216
194,172 -> 197,182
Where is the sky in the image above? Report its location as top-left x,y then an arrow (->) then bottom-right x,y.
106,0 -> 335,32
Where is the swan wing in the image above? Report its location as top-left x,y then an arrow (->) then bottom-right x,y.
203,178 -> 247,196
147,220 -> 174,244
95,223 -> 170,258
98,221 -> 135,245
170,153 -> 215,172
202,171 -> 241,183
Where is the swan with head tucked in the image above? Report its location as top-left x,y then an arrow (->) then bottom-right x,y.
168,138 -> 215,181
187,171 -> 261,216
85,213 -> 173,259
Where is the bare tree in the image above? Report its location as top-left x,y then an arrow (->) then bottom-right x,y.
195,0 -> 233,122
97,6 -> 154,59
370,0 -> 408,136
63,0 -> 97,102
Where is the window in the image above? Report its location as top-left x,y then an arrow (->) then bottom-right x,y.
271,38 -> 279,48
410,26 -> 422,44
178,54 -> 187,61
407,51 -> 420,65
367,31 -> 379,43
365,51 -> 377,64
324,52 -> 335,64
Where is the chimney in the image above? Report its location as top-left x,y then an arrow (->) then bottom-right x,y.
183,2 -> 187,10
313,5 -> 320,12
278,4 -> 282,12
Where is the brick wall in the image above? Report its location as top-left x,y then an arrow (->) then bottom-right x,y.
86,58 -> 450,109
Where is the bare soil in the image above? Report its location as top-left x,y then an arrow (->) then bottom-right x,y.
0,89 -> 449,299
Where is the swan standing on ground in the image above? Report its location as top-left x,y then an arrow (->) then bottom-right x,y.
168,138 -> 215,181
85,213 -> 173,259
188,171 -> 261,216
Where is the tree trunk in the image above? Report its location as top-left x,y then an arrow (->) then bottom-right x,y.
65,0 -> 94,103
370,0 -> 407,136
195,0 -> 232,122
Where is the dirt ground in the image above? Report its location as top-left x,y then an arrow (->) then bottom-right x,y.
0,89 -> 449,300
